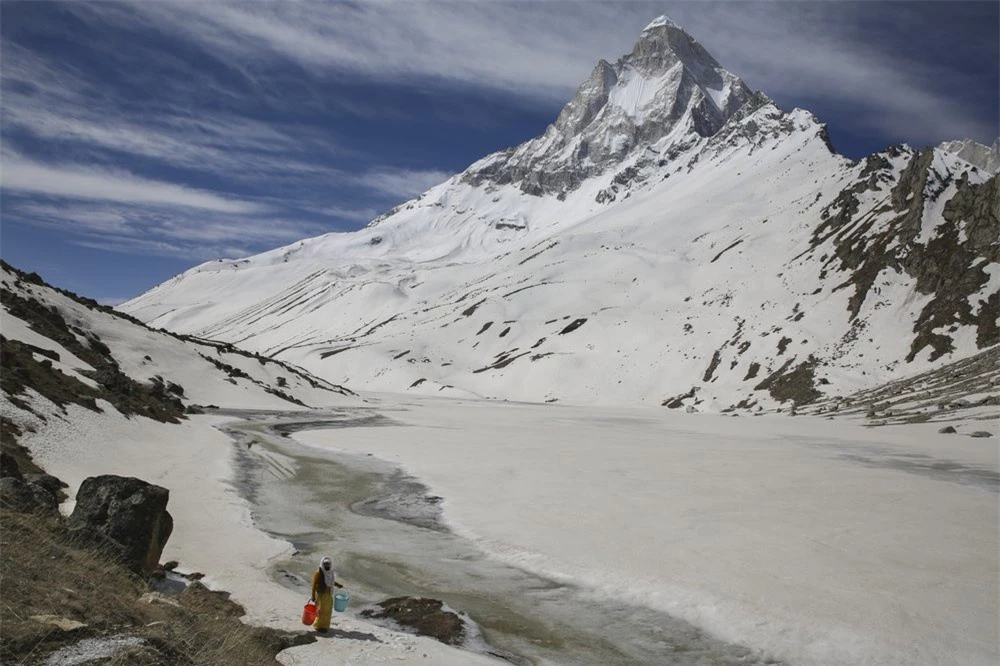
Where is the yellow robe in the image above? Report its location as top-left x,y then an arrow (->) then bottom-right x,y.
311,570 -> 333,629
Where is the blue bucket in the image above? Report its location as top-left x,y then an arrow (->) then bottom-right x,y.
334,592 -> 350,612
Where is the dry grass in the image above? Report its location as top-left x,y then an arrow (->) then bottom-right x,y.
0,506 -> 313,665
0,507 -> 145,662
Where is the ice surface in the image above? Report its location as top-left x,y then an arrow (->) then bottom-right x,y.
296,394 -> 999,666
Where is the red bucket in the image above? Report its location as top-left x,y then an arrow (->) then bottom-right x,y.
301,600 -> 317,626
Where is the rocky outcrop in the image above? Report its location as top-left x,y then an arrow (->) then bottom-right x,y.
68,475 -> 173,574
360,597 -> 465,646
2,476 -> 317,666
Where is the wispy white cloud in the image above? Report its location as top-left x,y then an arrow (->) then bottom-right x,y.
12,203 -> 132,235
318,205 -> 383,223
0,151 -> 262,213
0,47 -> 342,181
6,198 -> 331,261
71,236 -> 211,261
91,0 -> 995,145
353,167 -> 453,199
77,0 -> 607,103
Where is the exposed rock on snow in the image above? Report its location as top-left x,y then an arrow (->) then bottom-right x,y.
0,261 -> 354,427
360,597 -> 466,646
799,344 -> 999,426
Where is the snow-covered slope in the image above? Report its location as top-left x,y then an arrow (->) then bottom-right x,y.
1,261 -> 355,429
122,16 -> 999,411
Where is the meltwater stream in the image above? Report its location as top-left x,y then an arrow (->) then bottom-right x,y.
219,407 -> 782,666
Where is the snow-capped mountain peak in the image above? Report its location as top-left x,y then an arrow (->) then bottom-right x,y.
631,12 -> 724,76
463,16 -> 755,197
642,14 -> 684,32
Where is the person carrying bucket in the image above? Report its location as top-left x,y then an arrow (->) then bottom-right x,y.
310,556 -> 344,631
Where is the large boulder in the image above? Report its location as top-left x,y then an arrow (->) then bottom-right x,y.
68,475 -> 173,574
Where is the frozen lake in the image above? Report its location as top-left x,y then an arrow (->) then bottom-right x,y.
225,408 -> 782,665
229,395 -> 997,666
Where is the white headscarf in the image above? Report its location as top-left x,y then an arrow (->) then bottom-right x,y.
319,556 -> 336,590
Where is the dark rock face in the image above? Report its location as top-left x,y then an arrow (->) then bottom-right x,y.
808,150 -> 999,363
662,386 -> 698,408
935,175 -> 1000,351
68,475 -> 173,574
938,426 -> 957,434
360,597 -> 465,645
1,426 -> 64,513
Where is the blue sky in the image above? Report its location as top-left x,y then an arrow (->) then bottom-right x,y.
1,1 -> 997,303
